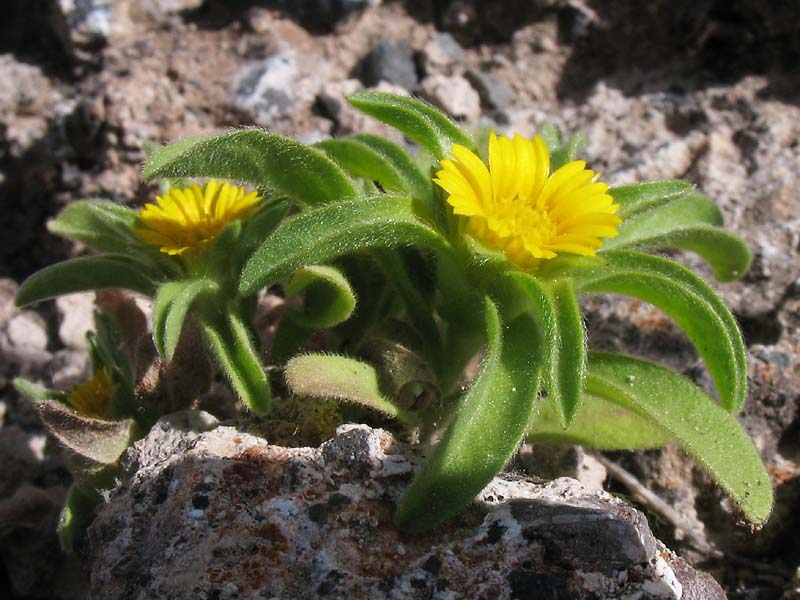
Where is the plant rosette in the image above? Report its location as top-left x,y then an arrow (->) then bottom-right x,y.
16,92 -> 773,536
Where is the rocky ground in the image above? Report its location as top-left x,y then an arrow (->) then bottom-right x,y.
0,0 -> 798,598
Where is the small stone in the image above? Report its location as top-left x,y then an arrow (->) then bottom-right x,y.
58,0 -> 114,46
359,42 -> 419,91
419,33 -> 464,74
0,311 -> 51,375
234,53 -> 298,126
56,292 -> 95,350
465,68 -> 514,110
48,349 -> 92,390
419,74 -> 481,122
0,278 -> 19,324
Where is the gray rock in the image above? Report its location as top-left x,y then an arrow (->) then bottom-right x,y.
83,421 -> 724,599
55,292 -> 95,350
465,67 -> 514,110
359,42 -> 419,91
0,310 -> 52,376
234,53 -> 298,127
419,33 -> 464,75
58,0 -> 114,46
419,73 -> 481,122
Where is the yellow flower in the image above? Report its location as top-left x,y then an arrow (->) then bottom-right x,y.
68,368 -> 113,420
135,180 -> 261,255
433,133 -> 621,268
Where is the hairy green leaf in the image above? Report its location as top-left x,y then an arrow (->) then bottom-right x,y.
610,180 -> 694,219
550,131 -> 588,171
347,92 -> 474,158
152,282 -> 183,358
285,353 -> 413,424
36,400 -> 136,465
16,255 -> 158,306
315,139 -> 411,194
143,130 -> 357,207
47,200 -> 141,253
603,192 -> 751,281
372,249 -> 442,368
163,279 -> 219,360
58,485 -> 99,553
528,394 -> 671,449
585,353 -> 773,524
285,265 -> 357,329
395,298 -> 542,533
200,311 -> 271,415
239,195 -> 450,295
351,134 -> 432,201
13,378 -> 68,403
575,250 -> 747,413
550,279 -> 586,426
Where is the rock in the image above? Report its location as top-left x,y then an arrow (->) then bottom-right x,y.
419,73 -> 481,122
359,42 -> 419,91
0,278 -> 18,325
83,421 -> 724,599
58,0 -> 114,46
419,32 -> 464,75
0,425 -> 47,499
465,67 -> 514,111
0,310 -> 52,376
48,348 -> 92,390
55,292 -> 95,350
234,53 -> 298,127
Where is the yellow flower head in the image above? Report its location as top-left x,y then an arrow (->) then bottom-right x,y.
135,180 -> 261,255
434,133 -> 622,268
68,368 -> 113,420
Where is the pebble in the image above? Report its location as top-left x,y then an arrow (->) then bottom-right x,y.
419,73 -> 481,122
359,42 -> 419,90
465,68 -> 514,110
55,292 -> 95,350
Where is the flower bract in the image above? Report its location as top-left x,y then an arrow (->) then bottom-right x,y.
434,133 -> 621,268
68,368 -> 113,420
135,180 -> 261,255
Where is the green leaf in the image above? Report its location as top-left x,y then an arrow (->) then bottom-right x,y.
47,200 -> 141,253
58,484 -> 99,553
152,282 -> 184,358
143,130 -> 358,207
527,393 -> 671,449
602,192 -> 751,281
550,279 -> 586,426
395,297 -> 543,533
285,265 -> 357,329
585,352 -> 773,524
315,139 -> 411,195
550,131 -> 588,172
347,92 -> 474,158
200,310 -> 271,415
163,279 -> 219,360
537,124 -> 562,152
239,195 -> 450,295
13,378 -> 68,403
36,400 -> 136,465
574,250 -> 747,413
285,353 -> 414,424
372,249 -> 442,368
495,274 -> 584,427
351,134 -> 433,202
16,255 -> 158,306
610,180 -> 694,219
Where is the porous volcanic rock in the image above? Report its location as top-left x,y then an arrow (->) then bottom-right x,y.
82,416 -> 724,599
